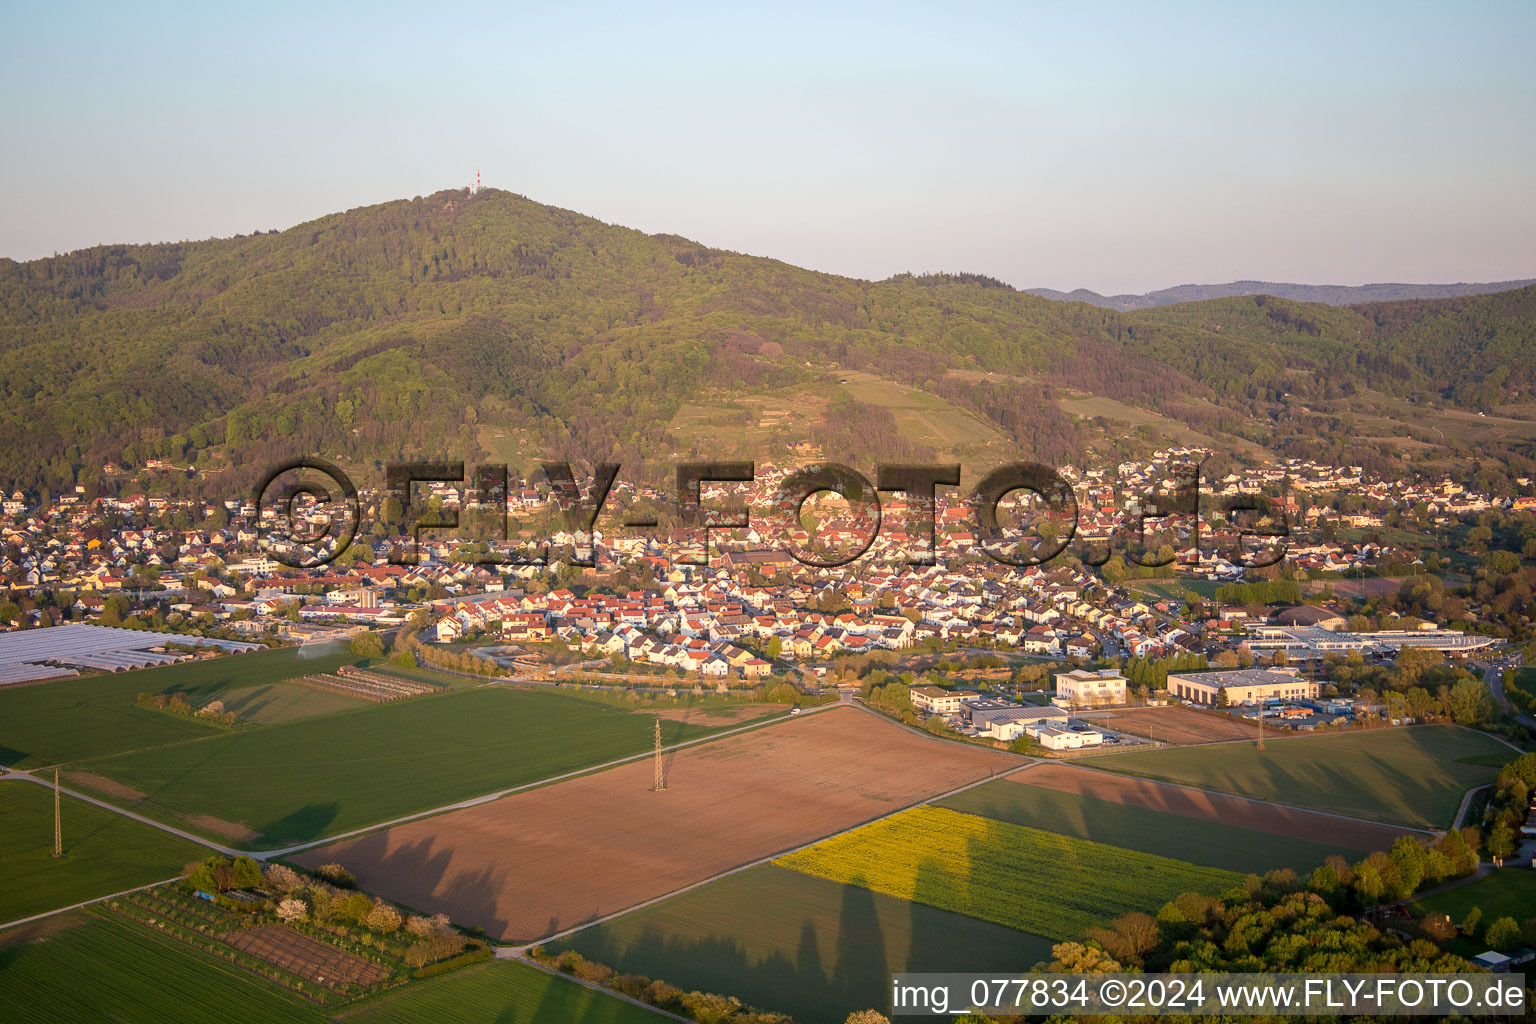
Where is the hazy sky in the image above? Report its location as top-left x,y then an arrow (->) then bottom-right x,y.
3,1 -> 1534,293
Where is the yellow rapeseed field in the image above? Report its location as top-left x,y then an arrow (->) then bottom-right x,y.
776,805 -> 1242,939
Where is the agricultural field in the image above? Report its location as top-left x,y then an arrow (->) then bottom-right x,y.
776,805 -> 1242,940
1412,870 -> 1536,925
0,645 -> 365,767
1000,763 -> 1414,850
69,687 -> 754,848
345,960 -> 667,1024
105,883 -> 428,1005
0,911 -> 619,1024
1085,705 -> 1260,744
938,777 -> 1376,874
204,681 -> 369,725
0,913 -> 322,1023
1087,726 -> 1510,829
290,666 -> 441,703
295,707 -> 1017,941
0,779 -> 212,925
553,863 -> 1050,1024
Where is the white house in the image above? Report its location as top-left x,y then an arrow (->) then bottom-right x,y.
1053,669 -> 1128,709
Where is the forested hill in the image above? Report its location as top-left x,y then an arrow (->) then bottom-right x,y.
1,187 -> 1533,497
1026,278 -> 1536,310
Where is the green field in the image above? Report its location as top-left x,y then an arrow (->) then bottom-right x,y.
1086,725 -> 1510,829
1127,579 -> 1223,601
345,961 -> 665,1024
0,913 -> 321,1023
71,687 -> 758,848
0,912 -> 653,1024
776,806 -> 1241,940
206,681 -> 368,724
0,781 -> 212,924
939,779 -> 1369,873
0,645 -> 367,768
1413,870 -> 1536,925
554,863 -> 1050,1024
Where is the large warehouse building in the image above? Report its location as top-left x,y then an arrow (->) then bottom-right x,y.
1167,668 -> 1318,706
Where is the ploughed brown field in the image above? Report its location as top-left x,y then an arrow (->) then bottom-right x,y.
1010,762 -> 1418,847
294,706 -> 1017,942
1088,705 -> 1261,744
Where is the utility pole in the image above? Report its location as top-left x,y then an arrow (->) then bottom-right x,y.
653,717 -> 666,792
52,769 -> 62,857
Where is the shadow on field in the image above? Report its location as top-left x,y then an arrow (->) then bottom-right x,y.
566,879 -> 894,1020
258,800 -> 339,847
311,832 -> 512,941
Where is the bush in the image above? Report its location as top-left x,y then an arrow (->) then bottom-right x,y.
315,863 -> 356,888
410,943 -> 491,978
1486,916 -> 1522,950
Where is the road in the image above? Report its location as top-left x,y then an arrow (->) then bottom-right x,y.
0,874 -> 185,934
1484,654 -> 1534,731
0,769 -> 242,855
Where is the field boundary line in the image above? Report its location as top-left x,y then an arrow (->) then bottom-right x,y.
0,874 -> 184,934
515,756 -> 1035,950
1028,757 -> 1439,837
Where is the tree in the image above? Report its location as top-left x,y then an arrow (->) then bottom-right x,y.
1048,941 -> 1123,973
1486,916 -> 1522,950
264,864 -> 303,893
366,902 -> 403,933
350,631 -> 385,658
1488,826 -> 1517,861
1461,906 -> 1483,939
1212,649 -> 1240,669
1486,550 -> 1520,576
845,1013 -> 891,1024
1445,676 -> 1493,726
339,891 -> 374,924
230,855 -> 263,889
766,637 -> 782,659
275,897 -> 308,923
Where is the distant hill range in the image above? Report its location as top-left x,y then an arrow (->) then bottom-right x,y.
1026,279 -> 1536,310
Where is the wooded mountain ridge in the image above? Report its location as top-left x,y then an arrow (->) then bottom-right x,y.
1,188 -> 1531,497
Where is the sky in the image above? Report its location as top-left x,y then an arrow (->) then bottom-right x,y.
2,1 -> 1534,294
